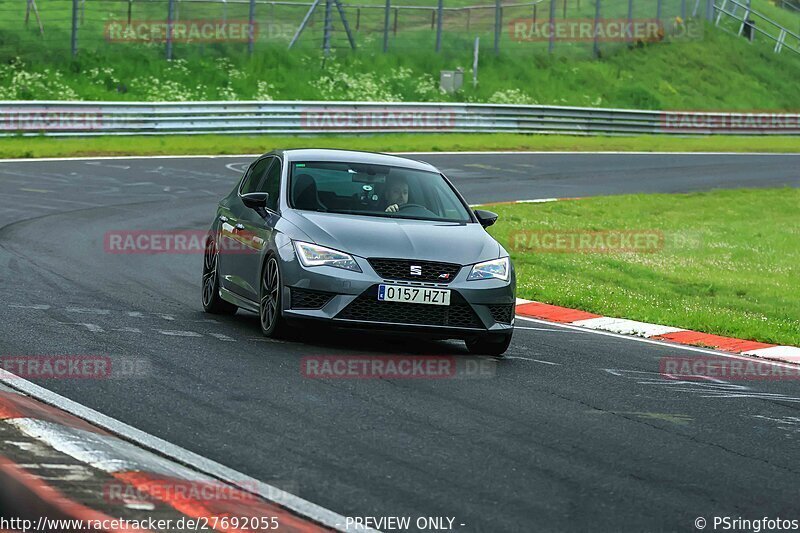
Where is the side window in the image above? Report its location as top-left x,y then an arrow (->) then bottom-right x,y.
240,157 -> 272,195
261,159 -> 281,211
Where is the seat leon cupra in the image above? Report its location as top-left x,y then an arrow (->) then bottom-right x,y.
202,149 -> 515,355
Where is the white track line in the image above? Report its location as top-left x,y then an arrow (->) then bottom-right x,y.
514,315 -> 800,370
0,368 -> 355,532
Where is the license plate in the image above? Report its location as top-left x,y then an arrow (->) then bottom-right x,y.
378,284 -> 451,306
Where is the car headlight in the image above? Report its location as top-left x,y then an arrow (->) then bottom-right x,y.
294,241 -> 361,272
467,257 -> 510,281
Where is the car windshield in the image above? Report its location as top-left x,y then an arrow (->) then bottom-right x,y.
289,161 -> 472,223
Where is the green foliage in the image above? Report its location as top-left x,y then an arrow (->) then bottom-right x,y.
1,12 -> 799,109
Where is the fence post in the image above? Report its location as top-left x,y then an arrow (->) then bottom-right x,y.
494,0 -> 502,55
593,0 -> 600,57
657,0 -> 662,20
166,0 -> 174,59
383,0 -> 390,52
706,0 -> 714,21
248,0 -> 255,54
323,0 -> 332,55
436,0 -> 443,52
681,0 -> 687,19
548,0 -> 555,54
127,0 -> 132,25
627,0 -> 633,24
71,0 -> 78,56
473,36 -> 479,87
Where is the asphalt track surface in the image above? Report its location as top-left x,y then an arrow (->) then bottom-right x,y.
1,153 -> 799,531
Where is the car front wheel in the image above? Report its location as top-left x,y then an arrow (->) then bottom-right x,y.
260,255 -> 290,338
465,331 -> 513,357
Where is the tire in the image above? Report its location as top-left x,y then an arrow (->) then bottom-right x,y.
202,236 -> 238,315
259,255 -> 290,338
465,331 -> 513,357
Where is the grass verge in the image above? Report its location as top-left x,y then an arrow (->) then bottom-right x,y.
3,134 -> 800,159
482,188 -> 800,346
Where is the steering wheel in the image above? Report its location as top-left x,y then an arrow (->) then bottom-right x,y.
398,203 -> 427,211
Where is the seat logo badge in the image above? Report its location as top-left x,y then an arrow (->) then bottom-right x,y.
410,265 -> 422,276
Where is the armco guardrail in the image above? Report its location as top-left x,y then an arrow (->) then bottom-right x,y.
1,101 -> 799,136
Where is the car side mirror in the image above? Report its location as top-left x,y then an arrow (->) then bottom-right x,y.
474,209 -> 498,228
241,192 -> 268,210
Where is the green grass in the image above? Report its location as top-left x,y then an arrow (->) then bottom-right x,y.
3,133 -> 800,159
481,188 -> 800,346
752,0 -> 800,34
2,0 -> 800,110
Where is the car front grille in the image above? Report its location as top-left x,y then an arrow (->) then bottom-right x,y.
336,286 -> 484,329
290,288 -> 335,310
368,258 -> 461,284
488,304 -> 515,324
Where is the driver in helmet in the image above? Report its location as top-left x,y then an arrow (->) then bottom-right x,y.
383,175 -> 409,213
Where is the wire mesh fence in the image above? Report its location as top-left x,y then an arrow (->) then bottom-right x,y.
1,0 -> 711,63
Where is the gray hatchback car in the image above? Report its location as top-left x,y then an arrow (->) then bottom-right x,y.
202,149 -> 515,355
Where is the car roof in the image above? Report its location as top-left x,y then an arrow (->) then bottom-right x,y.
277,149 -> 439,173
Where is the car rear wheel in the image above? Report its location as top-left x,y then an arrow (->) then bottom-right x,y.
202,237 -> 237,315
465,331 -> 513,357
260,255 -> 290,338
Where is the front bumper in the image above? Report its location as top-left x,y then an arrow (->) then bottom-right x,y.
277,245 -> 515,338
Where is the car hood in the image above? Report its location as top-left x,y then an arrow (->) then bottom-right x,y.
284,211 -> 500,265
